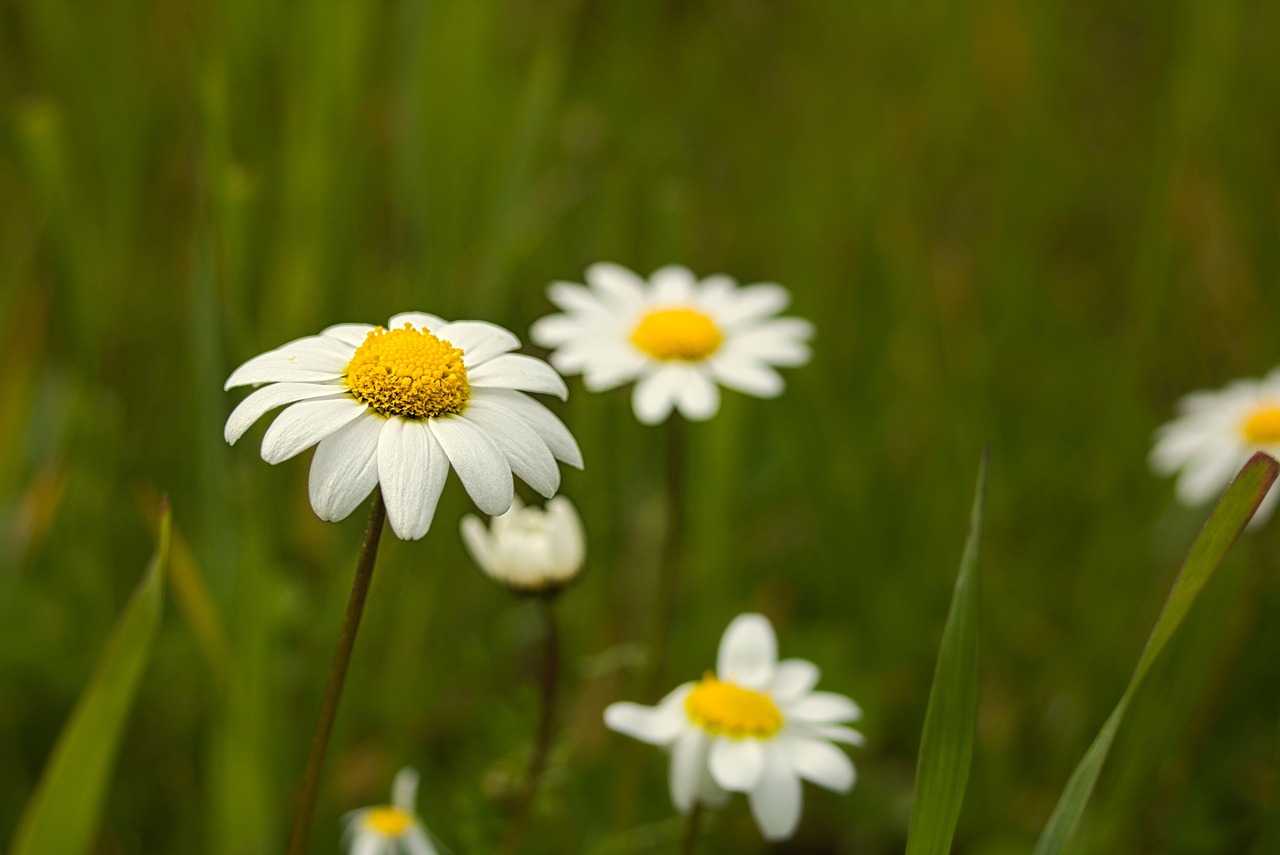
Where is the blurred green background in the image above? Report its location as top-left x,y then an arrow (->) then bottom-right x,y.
3,0 -> 1280,852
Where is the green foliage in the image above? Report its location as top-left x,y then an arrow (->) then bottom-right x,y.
9,503 -> 170,855
906,452 -> 987,855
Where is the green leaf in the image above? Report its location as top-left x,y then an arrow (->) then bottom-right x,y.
1033,452 -> 1278,855
905,450 -> 988,855
9,501 -> 171,855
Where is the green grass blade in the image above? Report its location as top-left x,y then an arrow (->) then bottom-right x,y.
9,502 -> 171,855
905,451 -> 988,855
1033,452 -> 1278,855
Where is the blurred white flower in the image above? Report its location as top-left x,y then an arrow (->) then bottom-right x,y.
530,263 -> 814,425
224,312 -> 582,540
1150,369 -> 1280,522
604,614 -> 863,842
461,495 -> 586,594
343,767 -> 438,855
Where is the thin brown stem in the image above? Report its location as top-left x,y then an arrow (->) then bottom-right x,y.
648,415 -> 686,694
679,801 -> 705,855
287,490 -> 387,855
499,597 -> 561,855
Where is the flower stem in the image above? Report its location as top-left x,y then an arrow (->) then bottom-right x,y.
287,489 -> 387,855
499,596 -> 561,855
679,801 -> 705,855
649,415 -> 686,693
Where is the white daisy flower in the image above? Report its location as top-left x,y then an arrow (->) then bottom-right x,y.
603,613 -> 863,842
461,495 -> 585,594
1150,368 -> 1280,523
224,312 -> 583,540
343,767 -> 438,855
530,263 -> 814,425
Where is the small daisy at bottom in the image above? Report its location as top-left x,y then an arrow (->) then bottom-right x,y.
343,767 -> 439,855
604,613 -> 864,841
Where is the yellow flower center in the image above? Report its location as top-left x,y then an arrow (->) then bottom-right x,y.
684,673 -> 783,739
363,806 -> 413,836
345,324 -> 469,419
631,307 -> 723,361
1242,404 -> 1280,445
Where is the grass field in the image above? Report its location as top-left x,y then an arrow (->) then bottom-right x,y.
3,1 -> 1280,852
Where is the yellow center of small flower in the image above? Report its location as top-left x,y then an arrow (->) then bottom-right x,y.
363,806 -> 413,836
345,324 -> 469,419
684,673 -> 783,739
1242,404 -> 1280,445
630,307 -> 723,361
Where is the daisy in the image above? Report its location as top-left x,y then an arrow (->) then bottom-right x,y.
461,495 -> 585,594
1150,368 -> 1280,522
343,767 -> 439,855
224,312 -> 583,540
604,613 -> 863,841
530,263 -> 814,425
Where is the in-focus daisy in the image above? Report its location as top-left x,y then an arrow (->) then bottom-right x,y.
224,313 -> 583,540
530,263 -> 814,425
343,767 -> 438,855
461,495 -> 585,594
1150,369 -> 1280,522
604,614 -> 863,841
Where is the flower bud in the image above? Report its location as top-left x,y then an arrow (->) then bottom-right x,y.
461,496 -> 585,594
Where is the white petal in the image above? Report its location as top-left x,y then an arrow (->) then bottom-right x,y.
428,416 -> 514,515
528,314 -> 583,348
307,413 -> 383,521
786,691 -> 863,724
715,283 -> 791,327
586,262 -> 647,312
770,659 -> 821,703
1175,446 -> 1246,505
470,388 -> 583,468
1149,422 -> 1211,475
669,727 -> 708,814
435,320 -> 521,368
631,368 -> 682,425
225,382 -> 346,444
224,339 -> 349,389
386,312 -> 446,333
649,265 -> 696,304
468,354 -> 568,400
350,831 -> 384,855
261,398 -> 369,464
603,684 -> 693,745
582,346 -> 648,392
459,403 -> 560,497
547,281 -> 615,318
546,496 -> 586,570
748,742 -> 803,841
322,322 -> 378,347
708,355 -> 785,399
460,515 -> 499,575
717,613 -> 778,690
708,737 -> 766,792
393,768 -> 420,811
786,735 -> 855,792
404,827 -> 438,855
798,723 -> 867,746
674,368 -> 720,421
378,418 -> 449,540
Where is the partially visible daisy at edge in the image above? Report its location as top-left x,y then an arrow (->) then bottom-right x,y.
604,613 -> 863,841
344,767 -> 439,855
224,312 -> 583,540
530,263 -> 814,425
1150,368 -> 1280,523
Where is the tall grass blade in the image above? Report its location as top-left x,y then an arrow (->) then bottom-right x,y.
905,450 -> 988,855
9,501 -> 172,855
1033,452 -> 1278,855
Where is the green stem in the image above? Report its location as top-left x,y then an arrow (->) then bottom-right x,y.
648,415 -> 686,694
498,597 -> 561,855
679,801 -> 704,855
286,490 -> 387,855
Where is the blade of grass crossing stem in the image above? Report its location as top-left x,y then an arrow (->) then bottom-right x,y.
905,451 -> 988,855
10,502 -> 171,855
1033,452 -> 1278,855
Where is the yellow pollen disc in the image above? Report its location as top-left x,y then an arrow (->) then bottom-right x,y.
1242,404 -> 1280,445
631,307 -> 723,361
363,806 -> 413,836
684,673 -> 783,739
345,324 -> 469,419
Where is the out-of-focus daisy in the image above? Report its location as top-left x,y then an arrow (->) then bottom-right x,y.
224,312 -> 583,540
343,767 -> 438,855
461,495 -> 585,594
604,614 -> 863,841
530,263 -> 814,425
1150,369 -> 1280,522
